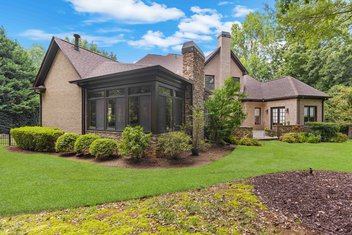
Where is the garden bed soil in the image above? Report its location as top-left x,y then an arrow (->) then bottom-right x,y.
250,171 -> 352,235
6,145 -> 233,169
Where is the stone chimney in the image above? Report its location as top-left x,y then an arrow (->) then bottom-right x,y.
73,34 -> 80,51
182,41 -> 205,142
217,31 -> 231,87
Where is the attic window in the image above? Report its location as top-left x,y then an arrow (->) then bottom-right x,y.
233,77 -> 240,86
205,75 -> 215,90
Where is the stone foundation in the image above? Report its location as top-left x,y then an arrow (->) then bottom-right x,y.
233,127 -> 253,139
273,125 -> 306,137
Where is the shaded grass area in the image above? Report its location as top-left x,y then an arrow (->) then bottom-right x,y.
0,141 -> 352,216
0,184 -> 276,234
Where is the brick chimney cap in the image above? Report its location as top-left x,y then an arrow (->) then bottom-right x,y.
181,41 -> 204,58
218,31 -> 231,38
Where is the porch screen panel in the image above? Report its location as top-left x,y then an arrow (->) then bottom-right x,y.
173,98 -> 184,130
96,99 -> 105,130
158,96 -> 167,133
116,97 -> 126,131
139,95 -> 151,132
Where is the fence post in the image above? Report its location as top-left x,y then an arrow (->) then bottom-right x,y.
8,133 -> 11,146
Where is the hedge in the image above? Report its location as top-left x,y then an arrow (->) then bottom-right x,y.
89,138 -> 119,161
11,126 -> 65,152
305,122 -> 340,142
118,126 -> 151,160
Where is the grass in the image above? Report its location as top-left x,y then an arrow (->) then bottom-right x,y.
1,141 -> 352,216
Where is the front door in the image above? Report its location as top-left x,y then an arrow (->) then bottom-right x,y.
271,107 -> 286,128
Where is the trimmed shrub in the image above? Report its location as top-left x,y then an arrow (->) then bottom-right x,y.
118,126 -> 151,159
90,138 -> 119,161
74,134 -> 100,154
239,138 -> 261,146
330,133 -> 349,143
55,133 -> 79,153
157,132 -> 192,159
11,126 -> 64,152
280,132 -> 306,143
229,136 -> 240,145
305,122 -> 340,142
306,133 -> 321,143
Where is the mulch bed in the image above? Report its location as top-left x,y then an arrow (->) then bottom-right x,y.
6,145 -> 232,169
250,171 -> 352,235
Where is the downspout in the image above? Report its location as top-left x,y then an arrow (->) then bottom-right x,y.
297,98 -> 300,125
82,87 -> 86,134
322,99 -> 325,122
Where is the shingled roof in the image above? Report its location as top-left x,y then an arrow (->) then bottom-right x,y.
136,54 -> 183,76
34,37 -> 155,87
242,75 -> 329,101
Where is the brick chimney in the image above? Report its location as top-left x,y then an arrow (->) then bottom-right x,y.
182,41 -> 205,142
217,31 -> 231,87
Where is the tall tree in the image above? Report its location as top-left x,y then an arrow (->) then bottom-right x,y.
65,36 -> 117,61
231,11 -> 282,81
277,0 -> 352,46
0,27 -> 39,127
325,85 -> 352,124
27,44 -> 45,70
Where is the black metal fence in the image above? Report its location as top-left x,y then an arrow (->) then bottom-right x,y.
0,125 -> 14,146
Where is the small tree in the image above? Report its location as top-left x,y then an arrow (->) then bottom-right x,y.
205,77 -> 246,144
325,85 -> 352,124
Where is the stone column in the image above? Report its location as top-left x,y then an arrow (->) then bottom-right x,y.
182,41 -> 205,142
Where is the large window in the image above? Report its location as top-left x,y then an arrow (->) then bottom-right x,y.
205,75 -> 215,90
128,86 -> 151,132
271,107 -> 286,127
304,106 -> 317,123
254,108 -> 261,125
158,86 -> 184,133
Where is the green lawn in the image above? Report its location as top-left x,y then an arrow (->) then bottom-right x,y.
1,141 -> 352,216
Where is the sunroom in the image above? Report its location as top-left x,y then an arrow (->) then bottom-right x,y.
70,65 -> 192,134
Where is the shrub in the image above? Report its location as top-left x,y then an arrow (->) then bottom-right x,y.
305,122 -> 340,142
90,138 -> 119,161
330,133 -> 349,143
229,136 -> 240,145
74,134 -> 100,154
280,132 -> 306,143
11,126 -> 64,152
239,138 -> 261,146
55,133 -> 79,153
157,132 -> 192,159
306,133 -> 321,143
118,126 -> 151,159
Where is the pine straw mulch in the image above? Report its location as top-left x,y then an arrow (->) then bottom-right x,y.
250,171 -> 352,235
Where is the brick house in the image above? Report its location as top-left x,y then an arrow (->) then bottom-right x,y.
33,32 -> 328,136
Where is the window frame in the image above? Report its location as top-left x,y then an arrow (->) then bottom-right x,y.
205,74 -> 215,91
304,106 -> 317,123
254,107 -> 261,125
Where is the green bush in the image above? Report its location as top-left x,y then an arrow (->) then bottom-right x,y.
157,132 -> 192,159
118,126 -> 151,159
305,122 -> 340,142
239,138 -> 261,146
11,126 -> 64,152
306,133 -> 321,143
330,132 -> 349,143
74,134 -> 100,154
280,132 -> 306,143
55,133 -> 79,153
229,136 -> 240,145
90,138 -> 119,161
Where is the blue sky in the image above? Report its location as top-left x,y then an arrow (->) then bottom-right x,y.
1,0 -> 274,63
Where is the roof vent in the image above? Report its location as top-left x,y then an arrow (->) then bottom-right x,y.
73,34 -> 80,51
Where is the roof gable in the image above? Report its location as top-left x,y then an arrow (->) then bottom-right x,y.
136,54 -> 183,76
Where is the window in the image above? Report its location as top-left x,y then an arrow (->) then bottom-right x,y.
106,99 -> 116,129
205,75 -> 215,90
271,107 -> 286,127
233,77 -> 240,86
158,87 -> 173,132
254,108 -> 261,125
128,86 -> 151,132
304,106 -> 317,123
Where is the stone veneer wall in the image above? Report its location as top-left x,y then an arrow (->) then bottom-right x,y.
232,127 -> 253,139
182,41 -> 205,142
273,125 -> 307,137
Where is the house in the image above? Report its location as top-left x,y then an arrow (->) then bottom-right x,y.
33,32 -> 328,137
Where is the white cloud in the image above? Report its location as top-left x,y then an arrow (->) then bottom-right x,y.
128,6 -> 239,51
218,1 -> 234,6
67,0 -> 184,24
21,29 -> 124,47
233,5 -> 254,17
97,27 -> 132,33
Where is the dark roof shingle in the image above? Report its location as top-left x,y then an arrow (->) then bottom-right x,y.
136,54 -> 183,76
